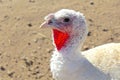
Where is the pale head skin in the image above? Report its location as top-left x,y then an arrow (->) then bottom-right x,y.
40,9 -> 88,36
40,9 -> 88,51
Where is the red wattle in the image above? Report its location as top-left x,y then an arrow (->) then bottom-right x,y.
53,29 -> 69,50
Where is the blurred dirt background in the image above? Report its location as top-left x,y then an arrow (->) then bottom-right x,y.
0,0 -> 120,80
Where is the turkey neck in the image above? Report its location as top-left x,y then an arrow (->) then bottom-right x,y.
52,28 -> 87,54
52,29 -> 111,80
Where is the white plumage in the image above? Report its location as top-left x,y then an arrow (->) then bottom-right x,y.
40,9 -> 120,80
82,43 -> 120,79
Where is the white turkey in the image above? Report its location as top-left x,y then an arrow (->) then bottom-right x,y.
40,9 -> 120,80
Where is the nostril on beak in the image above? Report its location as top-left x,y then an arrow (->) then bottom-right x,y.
48,20 -> 53,24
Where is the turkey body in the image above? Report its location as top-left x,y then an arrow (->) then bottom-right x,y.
83,43 -> 120,80
50,50 -> 111,80
40,9 -> 120,80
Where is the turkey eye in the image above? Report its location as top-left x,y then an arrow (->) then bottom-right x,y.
63,18 -> 70,22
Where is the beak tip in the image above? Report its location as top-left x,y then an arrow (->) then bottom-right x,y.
40,21 -> 47,28
40,24 -> 43,28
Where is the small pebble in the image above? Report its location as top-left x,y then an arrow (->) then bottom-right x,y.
15,17 -> 21,21
88,19 -> 93,22
32,71 -> 40,75
84,47 -> 89,50
87,32 -> 92,36
28,42 -> 31,45
90,1 -> 94,5
110,38 -> 114,41
83,46 -> 90,50
29,0 -> 35,3
0,66 -> 6,71
28,23 -> 32,27
8,72 -> 15,78
103,29 -> 108,32
25,60 -> 33,67
4,15 -> 9,19
34,38 -> 39,43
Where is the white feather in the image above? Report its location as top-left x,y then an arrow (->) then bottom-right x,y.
82,43 -> 120,80
42,9 -> 120,80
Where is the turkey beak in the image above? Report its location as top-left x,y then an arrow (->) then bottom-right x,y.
40,21 -> 48,28
40,13 -> 54,28
40,19 -> 53,28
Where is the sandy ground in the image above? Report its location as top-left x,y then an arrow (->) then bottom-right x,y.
0,0 -> 120,80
